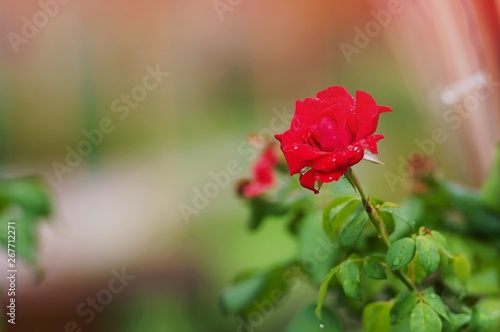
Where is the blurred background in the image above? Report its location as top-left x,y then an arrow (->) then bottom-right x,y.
0,0 -> 499,331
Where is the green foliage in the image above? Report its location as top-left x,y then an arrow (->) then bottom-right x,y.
0,176 -> 52,218
339,212 -> 368,249
297,212 -> 340,285
315,264 -> 341,320
391,291 -> 418,324
226,144 -> 500,331
247,197 -> 288,230
322,196 -> 361,242
453,254 -> 470,285
416,236 -> 440,275
337,257 -> 363,301
362,301 -> 392,332
421,288 -> 448,320
481,144 -> 500,214
386,237 -> 416,270
410,303 -> 442,332
469,298 -> 500,332
220,262 -> 293,321
0,176 -> 52,269
363,256 -> 387,280
286,304 -> 341,332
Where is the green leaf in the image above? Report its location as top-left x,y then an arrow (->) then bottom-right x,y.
416,237 -> 440,275
380,201 -> 400,209
422,288 -> 448,320
444,312 -> 470,331
390,317 -> 411,332
220,273 -> 267,314
315,265 -> 340,319
220,263 -> 292,320
481,144 -> 500,214
379,207 -> 416,232
410,303 -> 442,332
286,303 -> 340,332
0,177 -> 52,218
363,301 -> 392,332
470,298 -> 500,332
248,197 -> 288,230
466,268 -> 500,296
453,254 -> 470,285
410,257 -> 429,284
444,181 -> 500,237
339,211 -> 368,248
386,237 -> 416,270
391,291 -> 418,323
427,231 -> 454,259
427,230 -> 447,248
363,257 -> 387,280
298,212 -> 339,285
337,259 -> 362,301
322,196 -> 361,242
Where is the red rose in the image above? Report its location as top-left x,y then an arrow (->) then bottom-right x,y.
239,145 -> 279,198
275,86 -> 391,193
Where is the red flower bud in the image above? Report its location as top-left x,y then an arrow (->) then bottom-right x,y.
239,145 -> 279,198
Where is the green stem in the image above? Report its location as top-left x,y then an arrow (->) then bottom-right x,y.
345,168 -> 417,291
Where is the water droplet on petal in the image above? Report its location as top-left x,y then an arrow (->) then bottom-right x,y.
392,257 -> 400,266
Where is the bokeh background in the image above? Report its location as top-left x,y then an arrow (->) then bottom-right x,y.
0,0 -> 499,331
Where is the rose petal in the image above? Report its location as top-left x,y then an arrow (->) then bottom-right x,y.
299,170 -> 319,194
308,146 -> 363,172
379,105 -> 392,114
294,98 -> 322,125
276,132 -> 308,175
308,153 -> 338,172
253,148 -> 277,185
284,143 -> 326,160
354,91 -> 379,140
316,168 -> 348,183
319,116 -> 342,151
316,86 -> 354,105
361,134 -> 384,154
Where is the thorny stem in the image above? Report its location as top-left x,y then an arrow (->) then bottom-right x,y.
345,168 -> 417,292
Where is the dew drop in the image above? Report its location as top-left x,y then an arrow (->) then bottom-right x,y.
319,323 -> 325,329
392,257 -> 400,266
